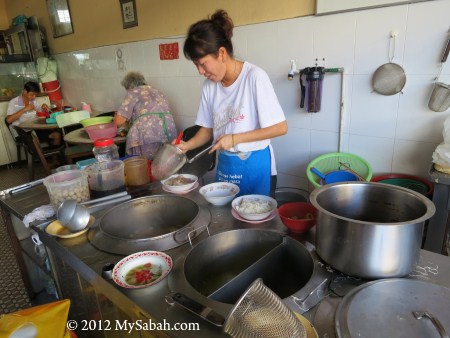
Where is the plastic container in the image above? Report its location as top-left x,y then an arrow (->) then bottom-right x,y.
43,170 -> 90,209
85,123 -> 117,141
55,164 -> 78,172
371,173 -> 433,197
93,138 -> 119,162
85,160 -> 125,198
124,156 -> 149,186
41,80 -> 62,104
81,102 -> 92,114
306,152 -> 372,188
79,116 -> 113,128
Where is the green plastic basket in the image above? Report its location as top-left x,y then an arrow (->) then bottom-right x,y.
306,152 -> 373,188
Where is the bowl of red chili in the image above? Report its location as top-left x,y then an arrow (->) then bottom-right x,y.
112,251 -> 173,289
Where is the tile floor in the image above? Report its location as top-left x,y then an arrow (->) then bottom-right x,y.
0,162 -> 47,314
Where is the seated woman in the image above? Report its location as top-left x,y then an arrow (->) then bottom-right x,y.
6,81 -> 61,146
114,72 -> 178,160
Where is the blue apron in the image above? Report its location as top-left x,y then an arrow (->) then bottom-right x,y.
216,147 -> 271,196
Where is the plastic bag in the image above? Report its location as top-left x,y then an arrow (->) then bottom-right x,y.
0,299 -> 71,338
23,205 -> 55,228
432,143 -> 450,168
443,115 -> 450,144
36,57 -> 58,83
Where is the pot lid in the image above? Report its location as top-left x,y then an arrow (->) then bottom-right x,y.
335,278 -> 450,338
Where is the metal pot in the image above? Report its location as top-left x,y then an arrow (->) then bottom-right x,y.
88,195 -> 211,255
310,182 -> 436,279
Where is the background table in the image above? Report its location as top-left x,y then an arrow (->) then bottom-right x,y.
19,118 -> 58,130
63,128 -> 126,145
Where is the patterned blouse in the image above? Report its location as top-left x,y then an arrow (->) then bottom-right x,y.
116,85 -> 178,160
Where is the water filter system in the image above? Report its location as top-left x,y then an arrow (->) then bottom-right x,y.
288,60 -> 343,113
288,60 -> 347,152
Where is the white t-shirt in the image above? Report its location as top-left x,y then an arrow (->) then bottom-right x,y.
195,61 -> 286,175
6,96 -> 37,137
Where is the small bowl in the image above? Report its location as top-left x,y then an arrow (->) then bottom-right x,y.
80,116 -> 114,128
161,174 -> 198,192
232,194 -> 277,221
278,202 -> 317,233
36,111 -> 49,118
199,182 -> 240,206
112,251 -> 173,289
85,122 -> 117,141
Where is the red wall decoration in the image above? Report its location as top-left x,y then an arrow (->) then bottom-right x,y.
159,43 -> 179,60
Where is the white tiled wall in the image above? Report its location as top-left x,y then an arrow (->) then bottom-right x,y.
54,0 -> 450,191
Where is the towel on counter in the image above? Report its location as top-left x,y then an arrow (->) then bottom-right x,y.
23,205 -> 55,228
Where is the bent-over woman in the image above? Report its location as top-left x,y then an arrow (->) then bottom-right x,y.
114,72 -> 178,160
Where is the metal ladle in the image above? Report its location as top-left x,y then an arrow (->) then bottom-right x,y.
57,192 -> 131,232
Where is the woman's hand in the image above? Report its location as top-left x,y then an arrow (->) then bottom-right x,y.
114,114 -> 127,127
173,140 -> 190,153
213,134 -> 234,151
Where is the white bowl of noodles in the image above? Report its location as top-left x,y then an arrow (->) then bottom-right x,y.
112,251 -> 172,289
161,174 -> 198,192
232,194 -> 277,221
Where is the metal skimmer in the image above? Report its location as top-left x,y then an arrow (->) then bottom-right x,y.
224,278 -> 307,338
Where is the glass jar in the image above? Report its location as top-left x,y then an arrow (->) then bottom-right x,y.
124,156 -> 149,186
93,138 -> 119,162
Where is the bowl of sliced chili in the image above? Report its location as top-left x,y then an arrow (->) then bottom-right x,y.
112,251 -> 173,289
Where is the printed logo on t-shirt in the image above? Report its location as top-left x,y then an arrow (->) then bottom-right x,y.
212,105 -> 244,134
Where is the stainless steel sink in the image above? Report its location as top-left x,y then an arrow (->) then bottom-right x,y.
183,229 -> 314,304
168,228 -> 330,319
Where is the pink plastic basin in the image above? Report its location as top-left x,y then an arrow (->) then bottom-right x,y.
85,123 -> 117,141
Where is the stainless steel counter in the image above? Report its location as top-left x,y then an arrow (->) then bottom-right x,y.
1,182 -> 450,338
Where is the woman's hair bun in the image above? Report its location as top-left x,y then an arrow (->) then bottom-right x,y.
210,9 -> 234,40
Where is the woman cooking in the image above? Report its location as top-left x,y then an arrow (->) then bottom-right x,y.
114,71 -> 178,160
177,10 -> 288,197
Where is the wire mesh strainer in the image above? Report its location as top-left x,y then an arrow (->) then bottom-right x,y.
223,278 -> 307,338
152,143 -> 214,181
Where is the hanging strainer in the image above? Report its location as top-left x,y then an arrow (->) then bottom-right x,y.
372,33 -> 406,96
223,278 -> 307,338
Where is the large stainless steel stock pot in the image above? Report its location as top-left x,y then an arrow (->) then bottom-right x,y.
310,182 -> 435,279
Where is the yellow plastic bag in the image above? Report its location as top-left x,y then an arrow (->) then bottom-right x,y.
0,299 -> 70,338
